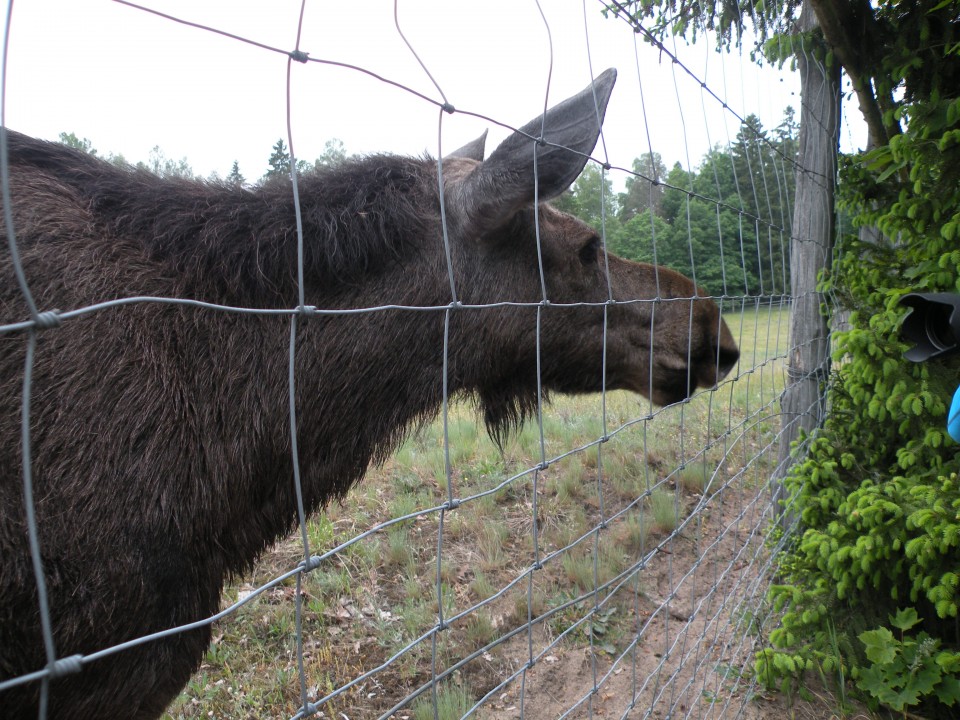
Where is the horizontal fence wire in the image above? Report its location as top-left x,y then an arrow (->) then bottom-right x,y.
0,1 -> 837,718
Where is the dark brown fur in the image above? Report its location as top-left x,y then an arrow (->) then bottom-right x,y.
0,70 -> 738,719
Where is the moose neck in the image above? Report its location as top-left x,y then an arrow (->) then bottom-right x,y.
159,160 -> 473,572
210,305 -> 480,578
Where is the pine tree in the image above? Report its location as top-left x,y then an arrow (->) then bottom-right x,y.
264,139 -> 291,181
618,152 -> 667,222
226,161 -> 245,186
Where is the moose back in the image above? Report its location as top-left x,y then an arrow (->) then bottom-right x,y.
0,68 -> 739,719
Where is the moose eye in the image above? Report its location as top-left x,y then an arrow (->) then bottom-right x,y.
578,236 -> 601,265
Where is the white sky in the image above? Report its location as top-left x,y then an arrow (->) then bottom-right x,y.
2,0 -> 858,187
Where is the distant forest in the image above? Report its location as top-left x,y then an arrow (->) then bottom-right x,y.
553,108 -> 799,298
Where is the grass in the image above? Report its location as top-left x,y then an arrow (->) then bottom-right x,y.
615,508 -> 651,555
562,549 -> 597,592
411,683 -> 474,720
649,488 -> 681,532
162,303 -> 792,719
678,460 -> 712,494
468,569 -> 496,601
385,526 -> 414,568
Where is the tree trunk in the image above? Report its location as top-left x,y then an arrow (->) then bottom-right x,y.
774,1 -> 841,525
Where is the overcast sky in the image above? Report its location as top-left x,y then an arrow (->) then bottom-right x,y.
2,0 -> 853,187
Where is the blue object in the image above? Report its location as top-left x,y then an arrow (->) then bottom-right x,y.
949,385 -> 960,443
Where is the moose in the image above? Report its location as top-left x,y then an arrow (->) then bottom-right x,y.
0,68 -> 738,719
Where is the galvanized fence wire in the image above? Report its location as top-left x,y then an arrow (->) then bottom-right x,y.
0,0 -> 836,718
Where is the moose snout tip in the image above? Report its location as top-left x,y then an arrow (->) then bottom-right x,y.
711,312 -> 740,386
696,331 -> 740,395
714,344 -> 740,385
689,343 -> 738,400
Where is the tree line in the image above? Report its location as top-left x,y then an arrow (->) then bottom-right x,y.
552,108 -> 798,298
56,132 -> 349,186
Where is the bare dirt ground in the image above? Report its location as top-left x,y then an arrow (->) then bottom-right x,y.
459,472 -> 851,720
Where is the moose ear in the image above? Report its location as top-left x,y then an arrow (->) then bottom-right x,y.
445,130 -> 488,161
448,68 -> 616,242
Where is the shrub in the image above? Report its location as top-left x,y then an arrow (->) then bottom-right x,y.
756,56 -> 960,718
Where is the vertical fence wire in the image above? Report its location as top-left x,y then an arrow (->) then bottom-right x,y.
3,4 -> 60,719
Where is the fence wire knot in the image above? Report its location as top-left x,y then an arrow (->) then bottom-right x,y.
48,655 -> 83,679
288,49 -> 309,63
33,310 -> 61,330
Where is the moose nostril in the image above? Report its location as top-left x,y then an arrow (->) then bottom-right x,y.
716,346 -> 740,377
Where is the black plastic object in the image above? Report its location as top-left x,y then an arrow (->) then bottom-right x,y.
900,293 -> 960,362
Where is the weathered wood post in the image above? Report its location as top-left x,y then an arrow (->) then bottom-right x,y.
774,1 -> 841,524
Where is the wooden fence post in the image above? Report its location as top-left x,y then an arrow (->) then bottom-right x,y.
774,1 -> 841,524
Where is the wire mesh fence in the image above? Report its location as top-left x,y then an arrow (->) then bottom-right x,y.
0,1 -> 836,718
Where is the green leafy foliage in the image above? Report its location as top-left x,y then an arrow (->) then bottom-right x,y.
605,0 -> 803,59
753,7 -> 960,715
57,132 -> 98,156
552,164 -> 618,232
856,610 -> 960,712
138,145 -> 195,179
